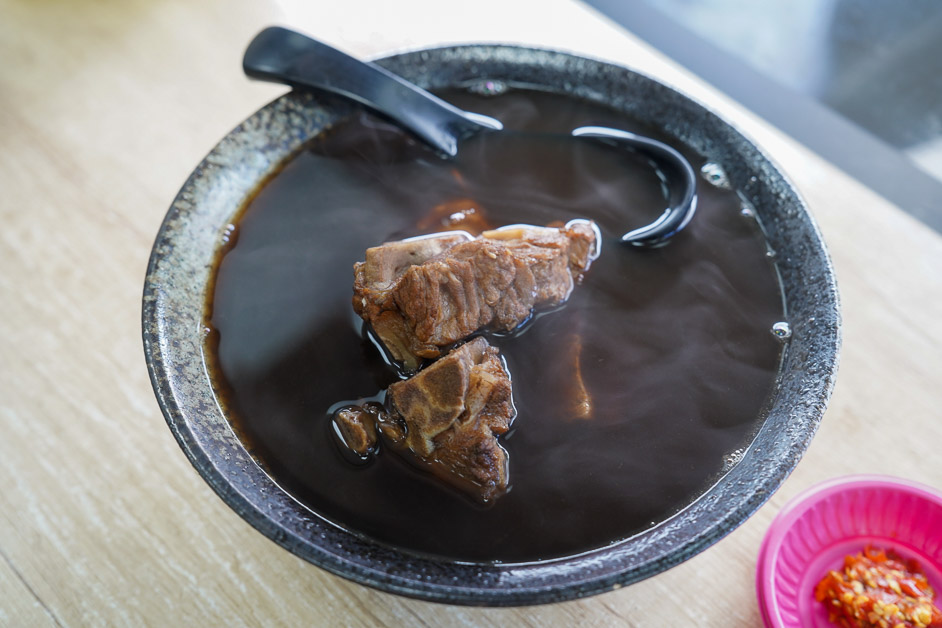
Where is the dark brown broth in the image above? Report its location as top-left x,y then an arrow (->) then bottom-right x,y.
206,88 -> 785,562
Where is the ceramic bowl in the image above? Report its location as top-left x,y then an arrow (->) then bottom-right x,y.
143,44 -> 840,605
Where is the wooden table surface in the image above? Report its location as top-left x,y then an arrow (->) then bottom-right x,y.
3,0 -> 941,625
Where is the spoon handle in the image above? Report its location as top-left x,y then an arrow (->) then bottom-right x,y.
243,27 -> 501,157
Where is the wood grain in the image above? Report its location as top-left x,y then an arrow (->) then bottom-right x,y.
2,0 -> 941,625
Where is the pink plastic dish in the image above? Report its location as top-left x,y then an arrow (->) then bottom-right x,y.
757,475 -> 942,627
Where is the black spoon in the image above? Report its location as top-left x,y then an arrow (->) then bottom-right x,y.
243,26 -> 697,246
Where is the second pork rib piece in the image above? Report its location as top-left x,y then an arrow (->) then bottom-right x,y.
386,337 -> 515,503
353,220 -> 599,371
331,337 -> 516,503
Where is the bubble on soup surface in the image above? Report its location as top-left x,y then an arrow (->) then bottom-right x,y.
700,162 -> 731,189
771,322 -> 792,340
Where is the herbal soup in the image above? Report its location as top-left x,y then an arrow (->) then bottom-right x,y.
205,87 -> 785,562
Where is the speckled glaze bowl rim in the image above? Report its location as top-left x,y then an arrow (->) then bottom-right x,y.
143,43 -> 841,606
